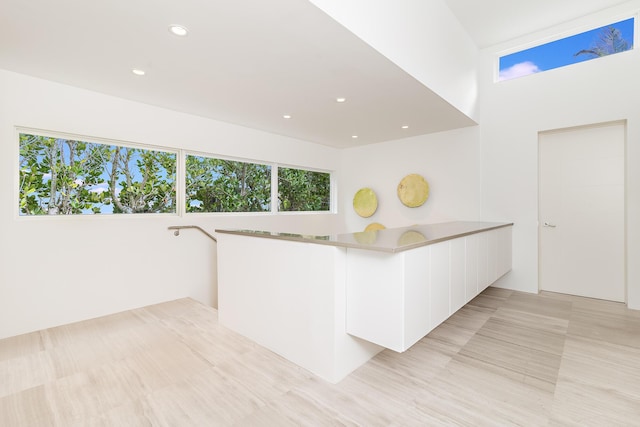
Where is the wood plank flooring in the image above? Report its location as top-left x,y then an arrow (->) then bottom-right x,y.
1,288 -> 639,426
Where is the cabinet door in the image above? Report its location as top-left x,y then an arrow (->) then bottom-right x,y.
403,246 -> 431,349
497,227 -> 513,279
430,241 -> 450,327
488,229 -> 499,284
346,250 -> 404,351
465,234 -> 479,302
450,238 -> 466,312
477,231 -> 489,291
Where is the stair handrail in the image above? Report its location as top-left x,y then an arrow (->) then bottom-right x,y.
168,225 -> 217,242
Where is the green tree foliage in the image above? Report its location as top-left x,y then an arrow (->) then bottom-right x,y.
20,133 -> 330,215
19,134 -> 108,214
19,133 -> 176,215
575,26 -> 632,58
185,155 -> 271,213
278,167 -> 330,211
107,147 -> 176,213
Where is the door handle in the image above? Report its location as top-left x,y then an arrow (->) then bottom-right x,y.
543,222 -> 557,228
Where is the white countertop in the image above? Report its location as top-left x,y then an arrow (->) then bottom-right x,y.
216,221 -> 513,253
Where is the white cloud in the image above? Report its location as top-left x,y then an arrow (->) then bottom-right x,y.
88,183 -> 109,194
499,61 -> 541,81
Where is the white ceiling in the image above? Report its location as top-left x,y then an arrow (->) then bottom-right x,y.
0,0 -> 630,148
444,0 -> 631,48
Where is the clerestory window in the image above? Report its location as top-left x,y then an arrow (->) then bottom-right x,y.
498,17 -> 634,81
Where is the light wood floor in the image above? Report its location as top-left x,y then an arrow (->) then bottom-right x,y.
2,288 -> 639,426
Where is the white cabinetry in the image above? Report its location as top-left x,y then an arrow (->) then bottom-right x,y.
345,227 -> 512,352
217,222 -> 512,383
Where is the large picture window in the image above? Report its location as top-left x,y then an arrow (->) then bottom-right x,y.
19,133 -> 176,215
19,131 -> 332,216
185,155 -> 271,213
278,167 -> 330,212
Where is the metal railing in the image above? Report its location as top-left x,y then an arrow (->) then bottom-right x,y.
168,225 -> 217,242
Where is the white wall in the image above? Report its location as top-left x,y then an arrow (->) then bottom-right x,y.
479,2 -> 640,309
309,0 -> 479,121
339,126 -> 481,233
0,70 -> 340,339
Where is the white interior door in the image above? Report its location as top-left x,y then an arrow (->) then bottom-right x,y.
539,121 -> 625,302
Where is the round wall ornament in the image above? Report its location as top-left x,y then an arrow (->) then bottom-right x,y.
397,174 -> 429,208
353,187 -> 378,217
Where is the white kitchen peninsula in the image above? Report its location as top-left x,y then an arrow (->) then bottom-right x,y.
216,221 -> 512,383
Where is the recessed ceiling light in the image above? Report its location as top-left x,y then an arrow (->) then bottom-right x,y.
351,135 -> 358,139
132,69 -> 145,76
401,125 -> 409,129
169,25 -> 188,36
336,97 -> 346,103
283,114 -> 292,119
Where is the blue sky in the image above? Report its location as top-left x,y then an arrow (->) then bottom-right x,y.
499,18 -> 634,81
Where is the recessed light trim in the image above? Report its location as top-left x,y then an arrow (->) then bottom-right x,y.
401,125 -> 409,129
336,97 -> 346,103
283,114 -> 292,119
169,25 -> 188,36
132,68 -> 145,76
351,135 -> 358,139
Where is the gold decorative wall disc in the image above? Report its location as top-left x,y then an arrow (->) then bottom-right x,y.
397,174 -> 429,207
364,222 -> 385,232
353,188 -> 378,218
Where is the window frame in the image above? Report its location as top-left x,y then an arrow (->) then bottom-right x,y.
183,150 -> 274,215
275,164 -> 333,214
16,129 -> 336,219
496,15 -> 636,82
16,127 -> 180,219
183,150 -> 335,216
